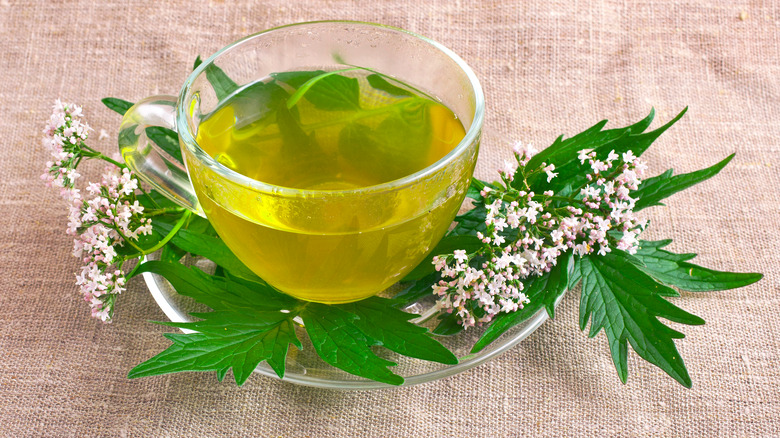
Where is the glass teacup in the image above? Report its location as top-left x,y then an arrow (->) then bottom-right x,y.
118,21 -> 484,303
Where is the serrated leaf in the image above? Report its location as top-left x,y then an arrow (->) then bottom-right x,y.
526,108 -> 687,193
634,240 -> 762,291
301,304 -> 404,385
145,126 -> 183,163
129,315 -> 299,385
152,219 -> 259,282
472,252 -> 573,353
393,272 -> 440,306
579,250 -> 705,387
193,55 -> 203,70
633,154 -> 734,211
432,312 -> 463,336
161,309 -> 290,335
402,234 -> 483,282
134,260 -> 298,312
449,203 -> 488,237
205,63 -> 239,101
340,297 -> 458,365
366,74 -> 413,97
101,97 -> 134,115
524,108 -> 655,177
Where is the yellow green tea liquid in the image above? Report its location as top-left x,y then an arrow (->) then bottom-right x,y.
190,69 -> 467,303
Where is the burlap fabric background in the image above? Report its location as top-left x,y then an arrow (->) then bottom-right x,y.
1,0 -> 777,436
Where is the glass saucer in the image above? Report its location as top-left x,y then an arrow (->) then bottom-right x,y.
142,254 -> 552,389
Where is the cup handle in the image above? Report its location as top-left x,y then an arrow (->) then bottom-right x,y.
118,95 -> 204,217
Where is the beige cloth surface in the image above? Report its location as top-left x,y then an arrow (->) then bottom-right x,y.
1,0 -> 778,436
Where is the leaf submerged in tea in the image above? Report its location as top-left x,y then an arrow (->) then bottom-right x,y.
190,69 -> 470,303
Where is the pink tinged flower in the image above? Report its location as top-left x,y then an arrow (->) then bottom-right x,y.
618,230 -> 639,250
453,250 -> 468,264
597,244 -> 612,256
501,160 -> 517,179
544,164 -> 558,182
580,186 -> 600,199
603,180 -> 615,196
633,159 -> 648,176
607,149 -> 619,163
591,160 -> 609,173
578,148 -> 594,164
593,216 -> 611,231
622,150 -> 637,163
433,256 -> 446,272
513,141 -> 537,159
574,243 -> 590,257
542,247 -> 559,263
499,298 -> 519,313
432,285 -> 449,296
492,217 -> 507,232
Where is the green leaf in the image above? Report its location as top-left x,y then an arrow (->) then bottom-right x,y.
275,100 -> 320,161
402,234 -> 483,282
145,126 -> 183,163
160,242 -> 187,263
270,70 -> 325,88
393,272 -> 439,306
205,63 -> 239,101
432,312 -> 463,336
526,108 -> 687,193
579,250 -> 705,387
193,55 -> 203,70
101,97 -> 134,115
286,69 -> 361,111
336,97 -> 433,183
633,154 -> 734,211
366,74 -> 413,97
134,261 -> 298,312
524,108 -> 655,178
466,178 -> 493,201
151,219 -> 260,282
137,190 -> 182,210
340,297 -> 458,365
472,252 -> 573,353
301,304 -> 404,385
634,240 -> 763,291
128,315 -> 299,385
449,203 -> 488,236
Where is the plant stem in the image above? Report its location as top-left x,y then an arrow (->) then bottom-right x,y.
121,210 -> 192,274
145,207 -> 186,217
82,144 -> 126,168
143,210 -> 192,255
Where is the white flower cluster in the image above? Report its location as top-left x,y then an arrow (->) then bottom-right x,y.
72,166 -> 153,321
432,141 -> 648,329
41,99 -> 89,200
42,101 -> 152,322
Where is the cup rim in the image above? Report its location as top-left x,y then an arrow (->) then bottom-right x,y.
176,20 -> 484,197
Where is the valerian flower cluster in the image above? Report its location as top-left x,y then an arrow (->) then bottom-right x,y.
41,100 -> 152,322
432,141 -> 648,328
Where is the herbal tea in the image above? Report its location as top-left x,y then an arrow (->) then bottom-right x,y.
190,69 -> 468,303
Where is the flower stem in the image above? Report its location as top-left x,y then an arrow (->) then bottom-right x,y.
143,210 -> 192,255
82,144 -> 126,168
